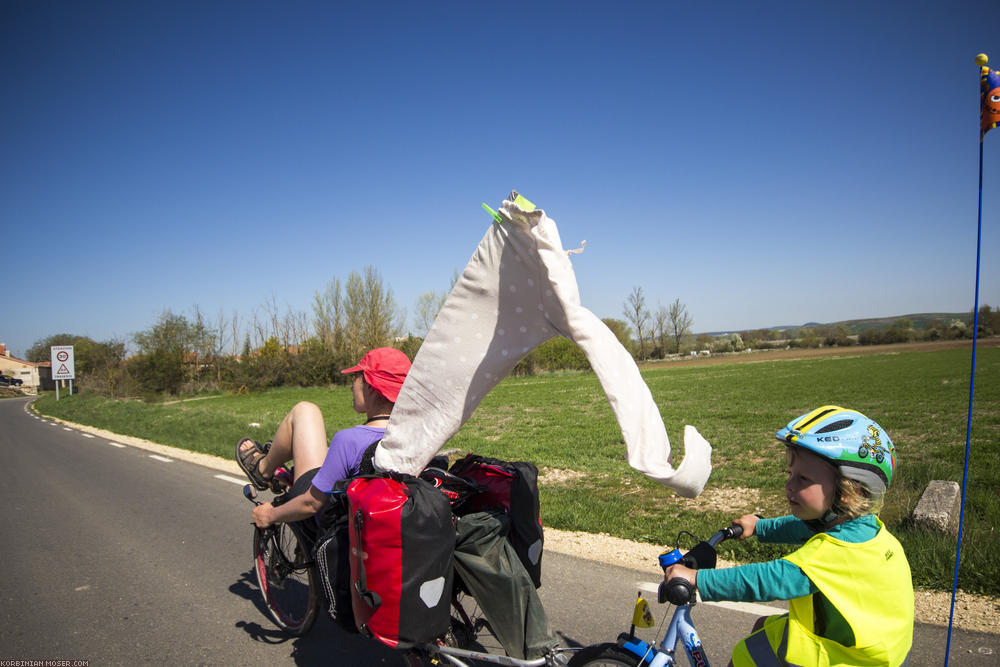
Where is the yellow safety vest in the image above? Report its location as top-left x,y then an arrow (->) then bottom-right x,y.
732,518 -> 913,666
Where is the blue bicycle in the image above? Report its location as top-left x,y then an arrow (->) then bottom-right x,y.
568,525 -> 743,667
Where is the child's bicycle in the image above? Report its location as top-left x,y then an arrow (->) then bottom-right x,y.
242,480 -> 572,666
567,525 -> 743,667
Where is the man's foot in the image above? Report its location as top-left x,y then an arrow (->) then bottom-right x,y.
236,438 -> 272,490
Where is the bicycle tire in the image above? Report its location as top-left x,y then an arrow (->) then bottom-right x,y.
253,524 -> 318,635
567,642 -> 645,667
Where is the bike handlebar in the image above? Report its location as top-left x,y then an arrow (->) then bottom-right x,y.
659,524 -> 743,606
705,524 -> 743,547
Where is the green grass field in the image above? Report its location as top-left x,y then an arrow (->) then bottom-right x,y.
34,346 -> 1000,595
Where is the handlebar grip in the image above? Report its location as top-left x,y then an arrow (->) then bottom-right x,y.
659,577 -> 695,606
728,524 -> 744,539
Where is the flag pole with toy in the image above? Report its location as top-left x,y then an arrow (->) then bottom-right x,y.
945,53 -> 997,665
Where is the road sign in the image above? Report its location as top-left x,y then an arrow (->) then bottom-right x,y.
51,345 -> 75,380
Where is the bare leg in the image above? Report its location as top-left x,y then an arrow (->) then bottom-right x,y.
241,401 -> 329,483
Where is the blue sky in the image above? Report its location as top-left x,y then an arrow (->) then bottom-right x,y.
3,1 -> 999,358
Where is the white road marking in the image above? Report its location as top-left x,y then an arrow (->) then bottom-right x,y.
215,474 -> 251,486
705,600 -> 785,616
149,455 -> 173,463
636,582 -> 784,616
63,427 -> 72,431
81,434 -> 95,439
108,441 -> 126,448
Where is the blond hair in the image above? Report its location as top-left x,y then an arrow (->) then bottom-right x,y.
834,474 -> 883,519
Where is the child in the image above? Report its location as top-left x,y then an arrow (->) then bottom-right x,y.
663,406 -> 913,666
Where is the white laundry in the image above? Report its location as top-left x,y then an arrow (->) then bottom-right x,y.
378,194 -> 712,498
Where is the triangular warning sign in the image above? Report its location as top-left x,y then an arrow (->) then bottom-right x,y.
57,363 -> 70,375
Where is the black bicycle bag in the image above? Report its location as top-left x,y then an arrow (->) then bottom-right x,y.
312,492 -> 357,633
449,454 -> 544,588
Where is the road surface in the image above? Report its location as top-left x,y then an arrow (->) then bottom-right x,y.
1,396 -> 995,665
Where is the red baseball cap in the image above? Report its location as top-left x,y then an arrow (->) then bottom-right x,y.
341,347 -> 412,402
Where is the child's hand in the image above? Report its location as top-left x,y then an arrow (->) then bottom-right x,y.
663,563 -> 697,588
733,513 -> 760,539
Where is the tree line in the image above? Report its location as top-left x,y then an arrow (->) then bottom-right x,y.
24,266 -> 630,398
25,265 -> 997,399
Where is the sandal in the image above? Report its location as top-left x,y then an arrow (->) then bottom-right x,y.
236,437 -> 272,490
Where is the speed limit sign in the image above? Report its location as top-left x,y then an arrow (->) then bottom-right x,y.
51,345 -> 75,380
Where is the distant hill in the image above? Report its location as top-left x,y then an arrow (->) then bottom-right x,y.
830,313 -> 969,334
703,312 -> 970,337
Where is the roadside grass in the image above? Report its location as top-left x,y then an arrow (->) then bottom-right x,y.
34,346 -> 999,594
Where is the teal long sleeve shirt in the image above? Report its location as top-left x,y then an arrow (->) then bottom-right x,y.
697,514 -> 879,603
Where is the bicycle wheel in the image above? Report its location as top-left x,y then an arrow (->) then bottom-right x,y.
253,524 -> 318,635
442,590 -> 478,650
568,642 -> 645,667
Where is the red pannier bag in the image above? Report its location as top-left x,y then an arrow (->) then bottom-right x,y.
346,473 -> 456,646
449,454 -> 544,588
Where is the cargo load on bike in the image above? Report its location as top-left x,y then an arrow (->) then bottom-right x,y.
241,192 -> 715,666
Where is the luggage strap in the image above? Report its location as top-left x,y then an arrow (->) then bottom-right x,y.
351,508 -> 382,610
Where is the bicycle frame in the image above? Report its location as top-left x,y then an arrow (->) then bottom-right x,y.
619,604 -> 710,667
418,643 -> 558,667
590,525 -> 742,667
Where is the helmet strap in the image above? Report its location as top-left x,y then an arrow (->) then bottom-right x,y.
804,508 -> 840,533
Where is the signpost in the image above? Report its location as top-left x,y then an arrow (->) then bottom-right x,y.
51,345 -> 75,400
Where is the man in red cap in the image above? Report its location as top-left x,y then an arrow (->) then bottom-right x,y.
235,347 -> 411,534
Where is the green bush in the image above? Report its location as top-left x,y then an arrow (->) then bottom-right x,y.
126,349 -> 186,395
514,337 -> 590,375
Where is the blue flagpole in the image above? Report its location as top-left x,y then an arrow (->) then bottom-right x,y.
943,81 -> 986,666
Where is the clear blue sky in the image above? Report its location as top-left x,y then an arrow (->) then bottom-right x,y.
3,0 -> 999,358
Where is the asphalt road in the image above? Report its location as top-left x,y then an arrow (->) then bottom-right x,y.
1,396 -> 996,666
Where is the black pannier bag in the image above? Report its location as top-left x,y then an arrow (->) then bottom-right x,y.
312,491 -> 357,633
449,454 -> 544,588
346,473 -> 456,647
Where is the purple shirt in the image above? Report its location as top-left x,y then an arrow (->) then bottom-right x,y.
311,425 -> 385,493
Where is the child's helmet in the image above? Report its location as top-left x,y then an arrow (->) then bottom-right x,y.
776,406 -> 895,498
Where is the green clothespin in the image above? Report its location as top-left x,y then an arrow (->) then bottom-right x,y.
510,190 -> 536,212
482,190 -> 536,224
481,202 -> 503,224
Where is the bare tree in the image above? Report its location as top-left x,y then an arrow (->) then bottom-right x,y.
312,277 -> 344,351
343,265 -> 403,358
668,298 -> 693,354
229,310 -> 243,356
623,286 -> 651,359
414,291 -> 447,337
210,308 -> 236,384
653,304 -> 670,358
248,308 -> 269,349
284,308 -> 310,348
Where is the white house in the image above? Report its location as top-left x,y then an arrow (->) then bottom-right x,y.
0,343 -> 41,390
